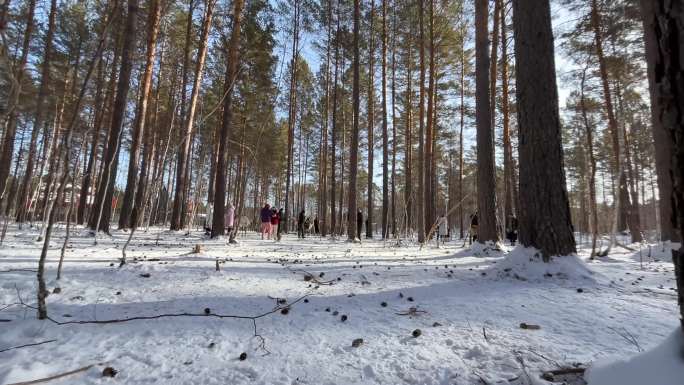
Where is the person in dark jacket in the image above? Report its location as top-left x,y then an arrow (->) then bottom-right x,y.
260,204 -> 272,240
356,210 -> 363,239
277,208 -> 285,239
297,210 -> 306,239
506,214 -> 519,246
469,211 -> 479,245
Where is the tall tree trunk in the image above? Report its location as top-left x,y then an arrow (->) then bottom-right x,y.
458,24 -> 466,239
171,0 -> 195,230
424,0 -> 435,237
366,0 -> 375,238
173,0 -> 214,231
643,0 -> 684,333
580,65 -> 599,258
404,27 -> 413,236
330,0 -> 340,237
390,0 -> 397,237
475,0 -> 498,244
320,0 -> 332,237
14,0 -> 54,223
500,0 -> 514,231
89,0 -> 139,233
285,0 -> 300,234
348,0 -> 361,241
590,0 -> 639,243
381,0 -> 389,238
639,0 -> 678,243
513,0 -> 576,259
417,0 -> 426,243
119,0 -> 162,229
0,0 -> 35,206
211,0 -> 244,238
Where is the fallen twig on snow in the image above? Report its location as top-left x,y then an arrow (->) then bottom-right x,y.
0,339 -> 57,353
5,363 -> 103,385
540,367 -> 586,382
395,307 -> 427,316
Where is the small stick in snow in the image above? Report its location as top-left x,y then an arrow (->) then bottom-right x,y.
5,362 -> 102,385
0,339 -> 57,353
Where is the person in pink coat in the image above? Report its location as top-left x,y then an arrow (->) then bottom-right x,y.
225,203 -> 235,235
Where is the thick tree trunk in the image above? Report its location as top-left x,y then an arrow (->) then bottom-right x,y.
475,0 -> 498,244
513,0 -> 576,259
639,0 -> 678,243
645,0 -> 684,333
211,0 -> 244,238
119,0 -> 162,229
348,0 -> 360,241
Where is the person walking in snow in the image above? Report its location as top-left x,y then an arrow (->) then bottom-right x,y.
437,214 -> 448,245
469,211 -> 479,245
356,210 -> 363,240
270,208 -> 280,241
297,209 -> 306,239
225,203 -> 235,234
506,214 -> 519,246
277,208 -> 285,239
260,204 -> 272,240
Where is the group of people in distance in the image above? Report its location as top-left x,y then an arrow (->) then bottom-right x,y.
259,204 -> 285,241
211,201 -> 519,245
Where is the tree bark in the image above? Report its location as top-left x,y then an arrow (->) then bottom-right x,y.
424,0 -> 435,236
404,26 -> 413,237
211,0 -> 244,238
366,0 -> 375,239
284,0 -> 300,234
119,0 -> 162,229
644,0 -> 684,333
88,0 -> 138,233
330,0 -> 340,236
475,0 -> 498,244
348,0 -> 361,241
13,0 -> 54,223
417,0 -> 426,243
590,0 -> 640,243
639,0 -> 678,243
170,0 -> 195,230
381,0 -> 389,239
172,0 -> 214,231
513,0 -> 576,259
0,0 -> 35,207
500,0 -> 514,231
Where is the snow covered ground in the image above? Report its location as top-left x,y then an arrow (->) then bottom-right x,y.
0,224 -> 680,385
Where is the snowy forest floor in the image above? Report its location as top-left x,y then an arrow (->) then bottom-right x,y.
0,224 -> 679,385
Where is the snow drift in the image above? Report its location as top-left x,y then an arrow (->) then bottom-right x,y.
586,327 -> 684,385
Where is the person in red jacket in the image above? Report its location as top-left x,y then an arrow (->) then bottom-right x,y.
270,208 -> 280,241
